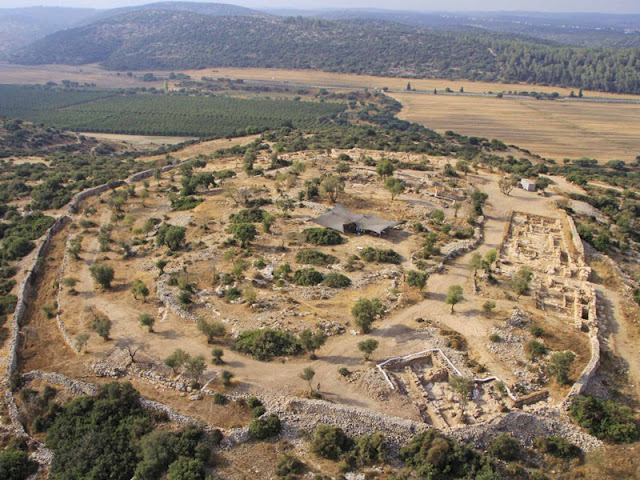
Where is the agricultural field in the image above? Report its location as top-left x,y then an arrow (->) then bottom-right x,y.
391,92 -> 640,162
0,84 -> 345,136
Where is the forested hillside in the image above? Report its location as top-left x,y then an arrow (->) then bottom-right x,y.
10,10 -> 640,94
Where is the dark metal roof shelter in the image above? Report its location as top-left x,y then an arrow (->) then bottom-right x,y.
311,203 -> 399,235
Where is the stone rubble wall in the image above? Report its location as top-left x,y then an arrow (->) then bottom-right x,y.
55,233 -> 79,353
1,217 -> 68,469
564,211 -> 586,259
449,406 -> 602,452
440,216 -> 485,262
497,210 -> 515,256
565,286 -> 601,401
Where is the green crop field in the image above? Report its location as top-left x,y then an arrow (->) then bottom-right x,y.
0,85 -> 345,137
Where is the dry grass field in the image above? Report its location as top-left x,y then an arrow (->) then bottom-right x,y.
184,67 -> 640,99
390,92 -> 640,162
82,132 -> 197,146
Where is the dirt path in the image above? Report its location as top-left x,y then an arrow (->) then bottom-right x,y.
594,285 -> 640,402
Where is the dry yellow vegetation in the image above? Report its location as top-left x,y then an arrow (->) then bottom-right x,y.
391,92 -> 640,162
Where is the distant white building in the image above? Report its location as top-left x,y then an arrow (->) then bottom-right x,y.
521,178 -> 537,192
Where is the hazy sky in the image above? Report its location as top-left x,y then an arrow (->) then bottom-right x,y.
3,0 -> 640,13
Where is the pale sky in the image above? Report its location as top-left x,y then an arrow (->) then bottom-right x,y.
1,0 -> 640,14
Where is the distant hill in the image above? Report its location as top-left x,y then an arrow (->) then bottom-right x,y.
9,9 -> 640,94
0,7 -> 98,58
0,2 -> 264,60
91,1 -> 264,21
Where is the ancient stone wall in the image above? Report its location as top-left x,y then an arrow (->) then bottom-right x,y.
566,287 -> 601,400
3,216 -> 70,382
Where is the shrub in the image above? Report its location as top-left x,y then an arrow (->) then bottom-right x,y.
91,316 -> 112,341
230,223 -> 257,248
170,196 -> 202,211
489,334 -> 501,343
213,393 -> 228,405
156,224 -> 186,251
302,228 -> 342,246
488,434 -> 520,461
46,382 -> 151,480
295,249 -> 337,266
569,395 -> 639,443
400,430 -> 484,479
293,268 -> 324,286
526,340 -> 548,360
224,287 -> 242,301
530,325 -> 545,337
322,273 -> 351,288
166,457 -> 204,480
310,424 -> 353,460
2,236 -> 35,260
252,406 -> 266,418
211,348 -> 224,365
0,448 -> 38,480
221,370 -> 234,387
248,414 -> 281,440
196,319 -> 225,343
139,313 -> 155,332
89,263 -> 114,289
406,270 -> 428,290
548,351 -> 576,384
345,433 -> 386,468
359,247 -> 401,264
338,367 -> 350,377
358,338 -> 379,361
230,208 -> 266,223
534,437 -> 581,459
351,298 -> 385,333
247,397 -> 262,409
275,453 -> 305,479
482,301 -> 496,318
234,329 -> 302,361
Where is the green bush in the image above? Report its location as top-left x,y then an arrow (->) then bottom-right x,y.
534,437 -> 581,459
0,448 -> 38,480
2,236 -> 35,260
400,430 -> 486,479
46,382 -> 151,480
310,424 -> 353,461
359,247 -> 401,264
344,433 -> 386,468
338,367 -> 350,377
322,273 -> 351,288
302,228 -> 342,246
89,263 -> 114,289
247,397 -> 262,409
213,393 -> 228,405
569,395 -> 639,443
275,453 -> 305,479
230,209 -> 266,223
0,294 -> 17,315
293,268 -> 324,286
248,414 -> 281,440
488,434 -> 520,461
252,406 -> 266,418
234,329 -> 302,361
166,457 -> 204,480
295,249 -> 337,265
156,224 -> 186,251
525,340 -> 548,360
170,196 -> 202,211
